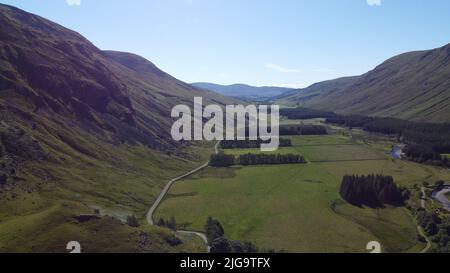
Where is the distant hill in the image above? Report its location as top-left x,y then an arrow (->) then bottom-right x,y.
0,3 -> 236,252
192,82 -> 293,100
275,44 -> 450,123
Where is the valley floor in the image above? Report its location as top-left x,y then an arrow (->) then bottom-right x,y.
155,122 -> 450,253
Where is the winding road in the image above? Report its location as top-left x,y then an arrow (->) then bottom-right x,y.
420,187 -> 427,209
417,187 -> 432,253
147,141 -> 220,253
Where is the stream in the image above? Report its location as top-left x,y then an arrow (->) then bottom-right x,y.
432,186 -> 450,212
390,145 -> 404,159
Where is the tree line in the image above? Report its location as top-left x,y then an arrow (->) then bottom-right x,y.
238,153 -> 306,165
279,125 -> 328,136
209,153 -> 236,167
280,108 -> 335,119
209,152 -> 306,167
220,138 -> 292,149
340,174 -> 409,208
156,216 -> 178,230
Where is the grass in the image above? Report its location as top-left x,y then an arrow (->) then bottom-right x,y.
289,134 -> 356,146
224,135 -> 386,163
156,133 -> 450,253
0,142 -> 212,252
332,200 -> 424,253
295,144 -> 385,162
0,201 -> 206,253
0,112 -> 215,252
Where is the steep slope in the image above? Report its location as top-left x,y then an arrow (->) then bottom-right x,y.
276,44 -> 450,123
0,4 -> 230,252
192,82 -> 293,100
274,77 -> 357,103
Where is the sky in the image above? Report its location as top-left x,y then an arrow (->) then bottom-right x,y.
1,0 -> 450,88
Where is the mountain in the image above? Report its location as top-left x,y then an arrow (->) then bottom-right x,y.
0,4 -> 234,252
192,82 -> 293,100
275,44 -> 450,123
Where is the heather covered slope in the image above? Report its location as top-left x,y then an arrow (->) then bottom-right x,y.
0,4 -> 235,151
0,4 -> 229,252
276,44 -> 450,123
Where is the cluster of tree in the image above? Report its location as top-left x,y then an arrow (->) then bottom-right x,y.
326,115 -> 450,166
279,125 -> 328,136
0,172 -> 7,185
156,216 -> 177,230
205,216 -> 225,244
326,115 -> 375,128
209,153 -> 236,167
239,153 -> 306,166
280,108 -> 335,119
412,208 -> 450,253
403,144 -> 446,165
126,215 -> 139,228
205,217 -> 279,253
210,153 -> 306,167
340,174 -> 409,208
220,138 -> 292,149
210,237 -> 260,253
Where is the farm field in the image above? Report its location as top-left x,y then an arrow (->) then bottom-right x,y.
155,132 -> 450,253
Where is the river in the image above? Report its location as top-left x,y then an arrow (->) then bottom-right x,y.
390,145 -> 404,159
432,186 -> 450,212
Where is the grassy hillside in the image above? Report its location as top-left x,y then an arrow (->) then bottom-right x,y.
0,4 -> 230,252
275,44 -> 450,123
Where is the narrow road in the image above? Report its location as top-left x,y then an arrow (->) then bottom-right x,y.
147,141 -> 220,253
420,187 -> 427,209
417,187 -> 431,253
417,225 -> 432,253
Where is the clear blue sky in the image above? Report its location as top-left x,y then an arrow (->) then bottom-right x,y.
2,0 -> 450,88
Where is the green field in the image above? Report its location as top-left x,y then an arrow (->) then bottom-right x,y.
156,133 -> 450,253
